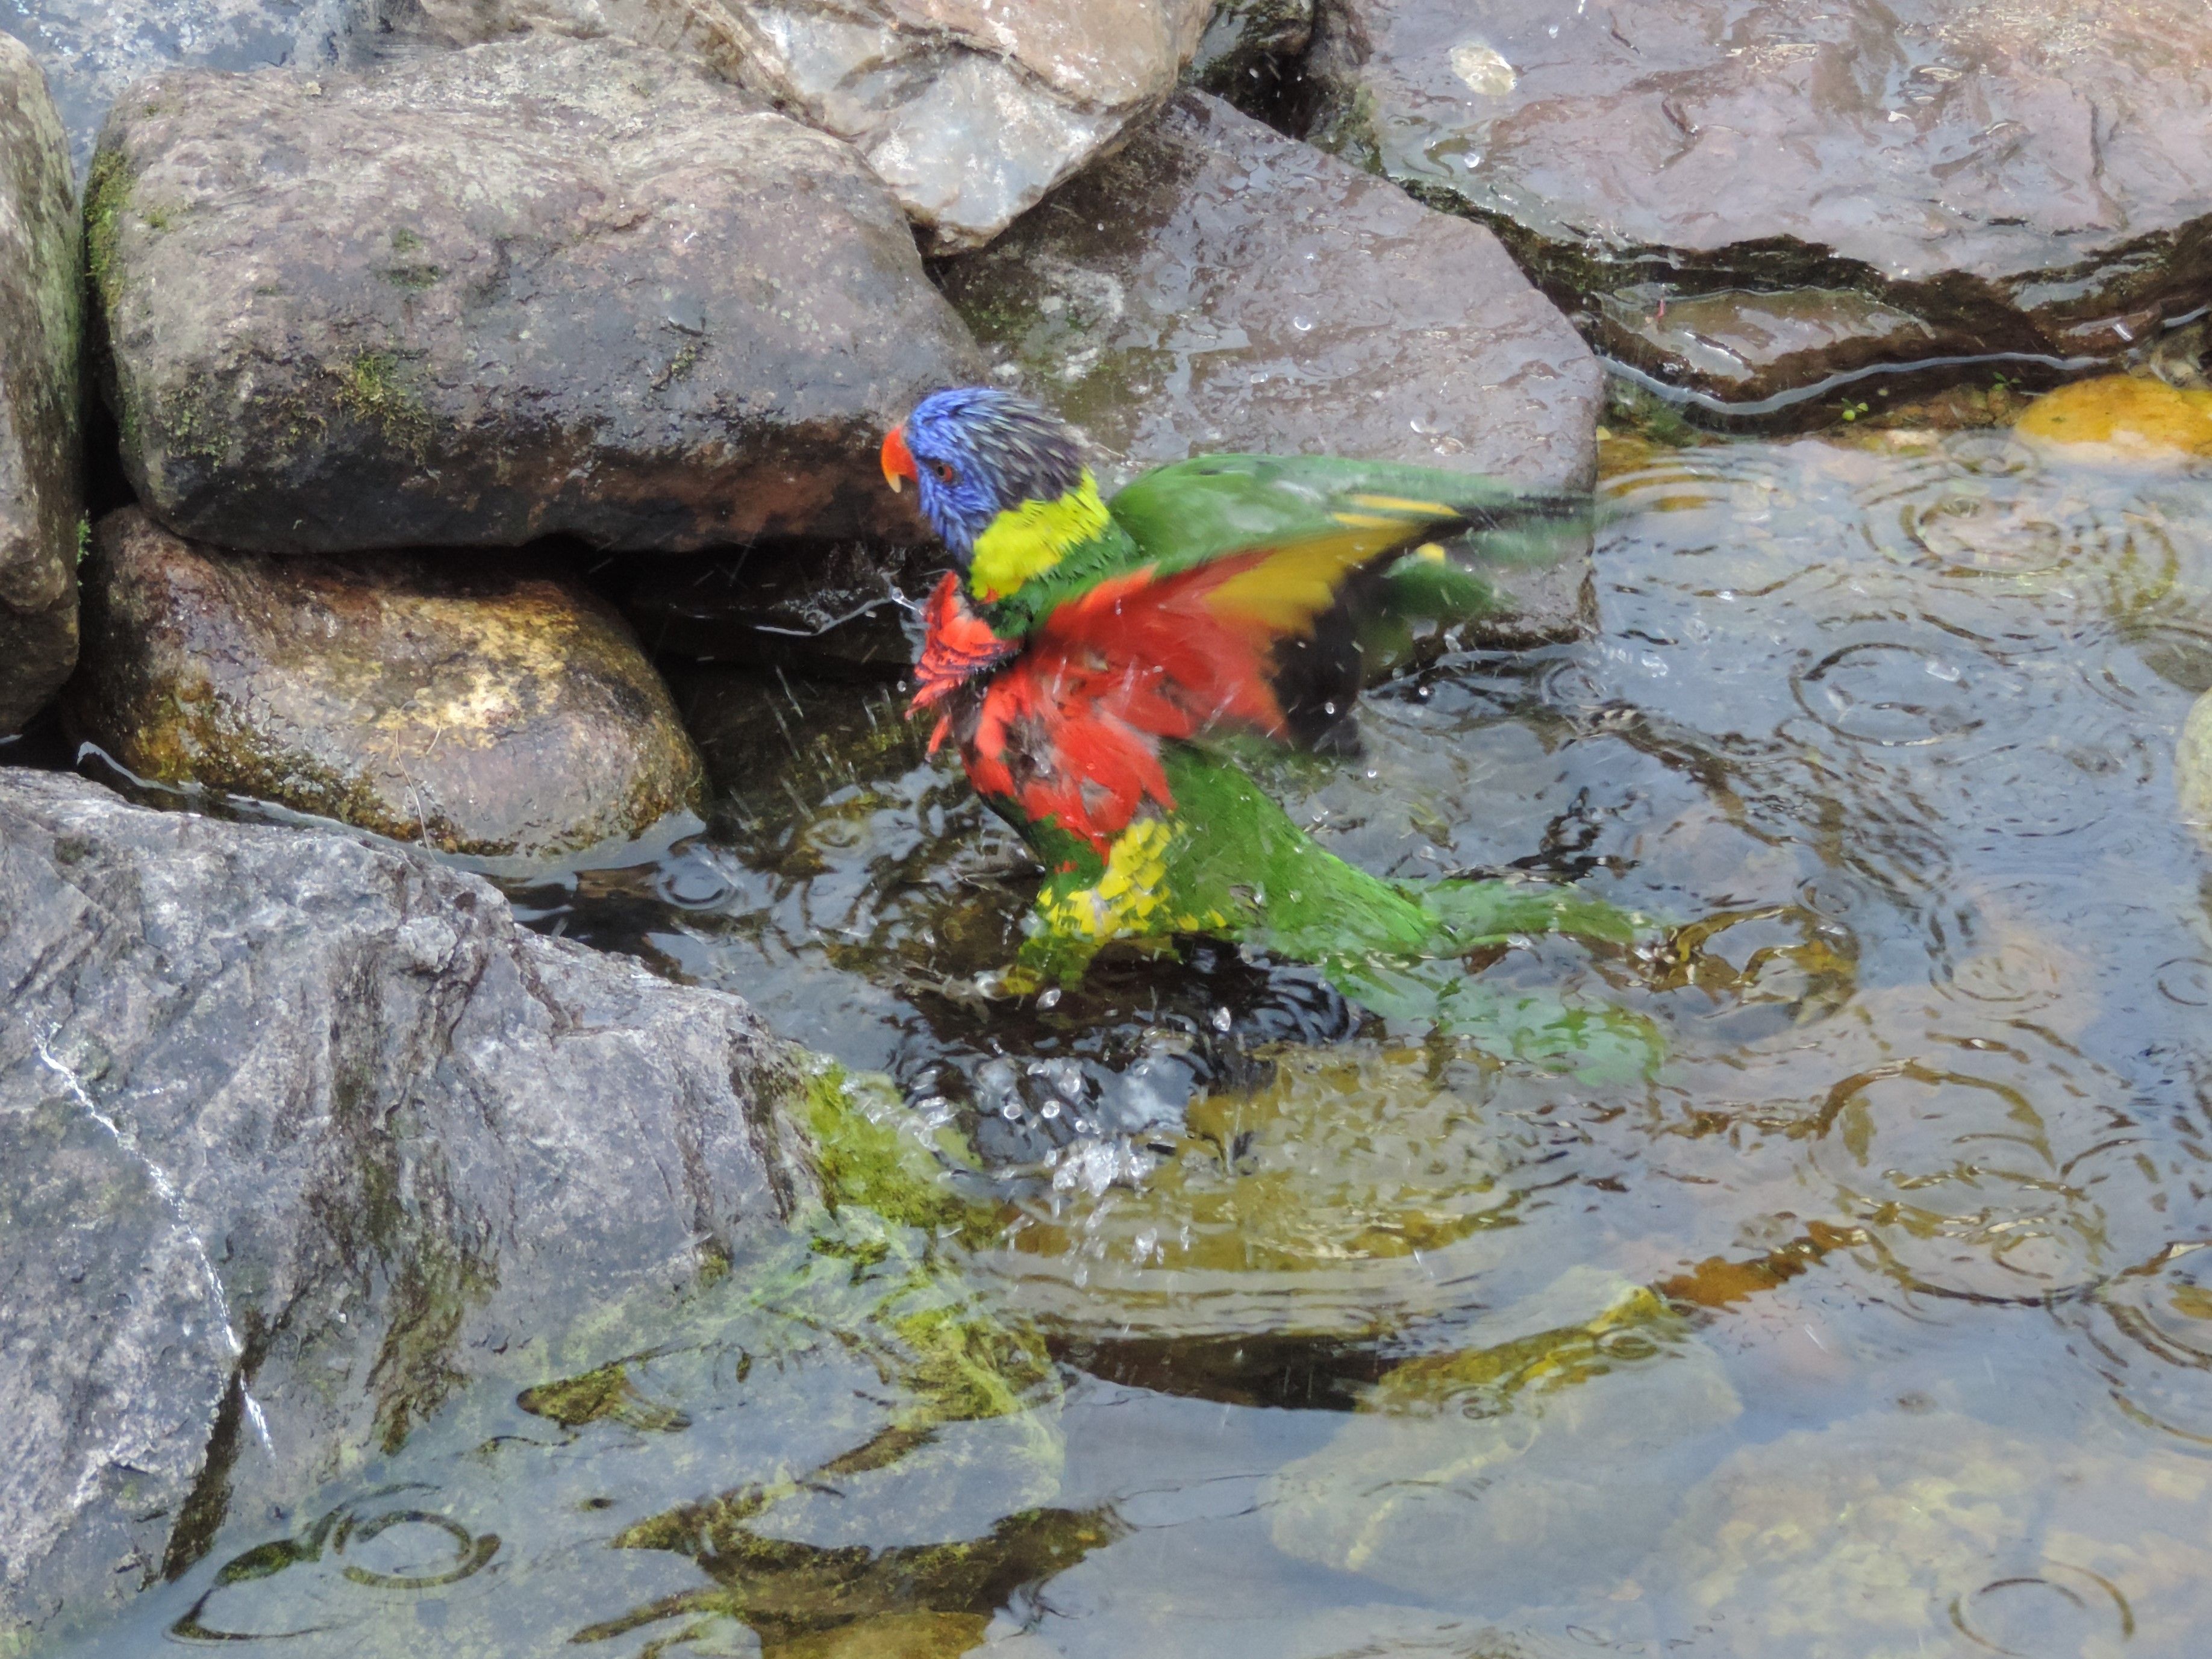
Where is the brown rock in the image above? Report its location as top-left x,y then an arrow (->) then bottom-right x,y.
0,34 -> 82,734
66,510 -> 705,860
1311,0 -> 2212,410
92,37 -> 980,554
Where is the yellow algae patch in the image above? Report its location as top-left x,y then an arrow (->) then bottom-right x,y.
967,469 -> 1111,601
1036,816 -> 1178,942
2014,375 -> 2212,461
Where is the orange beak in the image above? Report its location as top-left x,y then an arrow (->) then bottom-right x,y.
881,423 -> 917,494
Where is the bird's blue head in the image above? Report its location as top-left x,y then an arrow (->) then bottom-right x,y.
881,387 -> 1110,601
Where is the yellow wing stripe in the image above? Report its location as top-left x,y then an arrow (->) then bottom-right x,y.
1346,493 -> 1461,517
1203,524 -> 1413,636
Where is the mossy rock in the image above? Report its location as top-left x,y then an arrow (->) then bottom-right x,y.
66,509 -> 704,861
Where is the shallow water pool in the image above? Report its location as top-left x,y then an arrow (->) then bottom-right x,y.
55,425 -> 2212,1659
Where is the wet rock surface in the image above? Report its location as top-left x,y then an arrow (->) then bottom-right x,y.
1310,0 -> 2212,410
93,36 -> 979,554
377,0 -> 1212,253
1267,1269 -> 1742,1609
0,0 -> 357,177
1649,1410 -> 2212,1656
0,767 -> 817,1644
942,90 -> 1602,640
0,37 -> 83,736
1187,0 -> 1314,99
66,510 -> 704,860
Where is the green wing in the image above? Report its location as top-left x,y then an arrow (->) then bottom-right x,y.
1107,454 -> 1590,574
979,452 -> 1596,642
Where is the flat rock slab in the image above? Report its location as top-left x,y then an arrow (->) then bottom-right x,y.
0,768 -> 818,1643
0,37 -> 83,734
1311,0 -> 2212,408
380,0 -> 1212,252
95,36 -> 979,553
0,0 -> 355,177
66,510 -> 705,860
941,90 -> 1602,640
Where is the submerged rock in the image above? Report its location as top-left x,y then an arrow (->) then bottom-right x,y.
1649,1410 -> 2212,1655
2175,688 -> 2212,849
0,37 -> 83,736
378,0 -> 1212,252
1310,0 -> 2212,411
92,37 -> 979,554
1266,1268 -> 1741,1611
0,768 -> 822,1643
942,91 -> 1602,641
66,510 -> 704,861
0,0 -> 355,176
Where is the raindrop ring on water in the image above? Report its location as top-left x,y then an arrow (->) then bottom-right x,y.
334,1509 -> 501,1590
1949,1560 -> 2134,1657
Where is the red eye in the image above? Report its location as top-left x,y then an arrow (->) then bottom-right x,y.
931,459 -> 957,484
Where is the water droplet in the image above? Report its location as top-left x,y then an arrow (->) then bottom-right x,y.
1292,314 -> 1315,333
1041,1101 -> 1061,1120
1211,1007 -> 1233,1033
1037,987 -> 1062,1009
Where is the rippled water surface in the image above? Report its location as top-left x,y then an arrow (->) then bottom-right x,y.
58,428 -> 2212,1658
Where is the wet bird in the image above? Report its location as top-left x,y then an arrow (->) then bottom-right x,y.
881,387 -> 1643,1046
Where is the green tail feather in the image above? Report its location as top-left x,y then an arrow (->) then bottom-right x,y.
1008,748 -> 1661,1078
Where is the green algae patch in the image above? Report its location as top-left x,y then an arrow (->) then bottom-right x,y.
591,1504 -> 1119,1651
801,1065 -> 992,1244
796,1067 -> 1055,1430
83,146 -> 134,314
1356,1267 -> 1678,1417
516,1357 -> 690,1433
332,351 -> 431,457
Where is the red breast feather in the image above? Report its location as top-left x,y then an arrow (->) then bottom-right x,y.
916,555 -> 1299,856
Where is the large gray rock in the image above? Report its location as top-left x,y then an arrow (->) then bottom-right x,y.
0,769 -> 819,1644
1309,0 -> 2212,410
378,0 -> 1213,252
0,37 -> 82,736
67,509 -> 705,860
941,91 -> 1602,639
0,0 -> 358,177
92,36 -> 980,554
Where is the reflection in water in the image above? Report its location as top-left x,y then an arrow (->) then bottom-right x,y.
51,428 -> 2212,1655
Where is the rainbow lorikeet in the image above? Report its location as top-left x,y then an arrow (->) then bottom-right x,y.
880,389 -> 1654,1072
